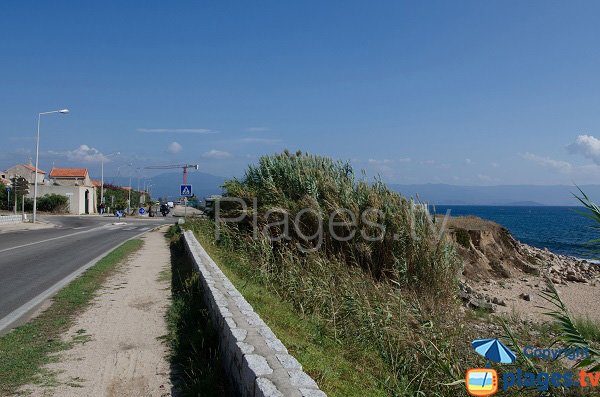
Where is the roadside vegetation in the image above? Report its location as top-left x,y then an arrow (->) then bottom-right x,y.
0,239 -> 143,395
163,226 -> 230,396
0,182 -> 69,213
188,151 -> 475,396
98,183 -> 146,213
185,151 -> 600,396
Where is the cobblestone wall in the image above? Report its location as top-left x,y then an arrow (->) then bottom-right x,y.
182,230 -> 326,397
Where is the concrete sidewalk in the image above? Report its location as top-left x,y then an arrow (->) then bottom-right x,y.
0,221 -> 55,233
21,228 -> 173,397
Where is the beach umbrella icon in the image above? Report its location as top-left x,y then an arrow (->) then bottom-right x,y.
472,338 -> 516,364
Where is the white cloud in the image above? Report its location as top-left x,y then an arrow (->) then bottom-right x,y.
240,138 -> 281,144
490,162 -> 500,168
202,149 -> 232,159
49,144 -> 108,163
368,159 -> 393,165
522,152 -> 572,173
568,135 -> 600,164
465,158 -> 472,165
246,127 -> 269,132
167,142 -> 182,154
137,128 -> 217,134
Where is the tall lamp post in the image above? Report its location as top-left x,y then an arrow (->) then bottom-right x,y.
33,109 -> 69,223
101,152 -> 120,207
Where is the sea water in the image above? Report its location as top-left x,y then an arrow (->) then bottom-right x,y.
432,206 -> 598,259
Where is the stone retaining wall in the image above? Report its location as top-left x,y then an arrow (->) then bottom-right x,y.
0,215 -> 24,225
182,230 -> 326,397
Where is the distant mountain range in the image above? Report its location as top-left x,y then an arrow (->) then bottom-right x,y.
103,171 -> 600,206
389,184 -> 600,206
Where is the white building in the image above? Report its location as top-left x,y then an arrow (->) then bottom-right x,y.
26,168 -> 98,215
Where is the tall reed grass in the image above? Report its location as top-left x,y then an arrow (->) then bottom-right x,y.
222,150 -> 460,297
188,152 -> 478,395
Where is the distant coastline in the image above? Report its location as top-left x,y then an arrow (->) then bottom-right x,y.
391,183 -> 600,206
435,205 -> 596,259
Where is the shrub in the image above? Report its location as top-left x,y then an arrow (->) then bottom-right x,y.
198,151 -> 470,395
455,228 -> 471,248
37,194 -> 69,213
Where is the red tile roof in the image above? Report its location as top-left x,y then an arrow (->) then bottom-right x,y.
92,179 -> 102,187
22,164 -> 46,174
50,168 -> 89,178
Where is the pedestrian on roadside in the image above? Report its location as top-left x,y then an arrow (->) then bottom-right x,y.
99,202 -> 105,215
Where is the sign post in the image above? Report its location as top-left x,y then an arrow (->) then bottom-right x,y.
180,185 -> 192,218
180,184 -> 192,197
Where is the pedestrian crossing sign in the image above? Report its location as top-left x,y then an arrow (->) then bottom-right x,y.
180,184 -> 193,197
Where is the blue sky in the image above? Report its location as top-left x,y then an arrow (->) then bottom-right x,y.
2,1 -> 600,185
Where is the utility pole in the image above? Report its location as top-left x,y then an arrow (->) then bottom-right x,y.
12,176 -> 29,220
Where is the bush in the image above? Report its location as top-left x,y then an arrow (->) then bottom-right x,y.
221,150 -> 461,295
200,151 -> 469,396
0,183 -> 8,211
37,194 -> 68,213
455,228 -> 471,248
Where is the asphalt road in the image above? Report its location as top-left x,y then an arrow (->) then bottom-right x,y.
0,215 -> 173,333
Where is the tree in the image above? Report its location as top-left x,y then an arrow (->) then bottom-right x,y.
0,182 -> 8,211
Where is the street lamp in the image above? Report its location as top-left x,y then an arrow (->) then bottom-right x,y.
101,152 -> 120,208
125,162 -> 134,215
33,108 -> 69,223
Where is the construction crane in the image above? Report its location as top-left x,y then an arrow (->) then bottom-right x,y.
144,164 -> 199,185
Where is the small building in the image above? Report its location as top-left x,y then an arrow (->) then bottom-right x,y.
25,167 -> 98,215
6,163 -> 46,184
0,170 -> 9,186
49,168 -> 93,187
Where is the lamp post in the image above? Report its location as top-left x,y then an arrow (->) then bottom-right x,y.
101,152 -> 120,207
33,109 -> 69,223
125,163 -> 134,215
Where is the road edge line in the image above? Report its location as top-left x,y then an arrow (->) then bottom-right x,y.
0,227 -> 159,334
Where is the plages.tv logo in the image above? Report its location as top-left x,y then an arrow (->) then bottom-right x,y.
466,338 -> 517,396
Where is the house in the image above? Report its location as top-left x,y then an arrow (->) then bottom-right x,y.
26,167 -> 98,215
0,170 -> 9,186
6,163 -> 46,184
49,168 -> 92,186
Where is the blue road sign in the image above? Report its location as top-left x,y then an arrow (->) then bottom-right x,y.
5,187 -> 10,192
180,184 -> 193,197
116,210 -> 124,218
139,208 -> 146,215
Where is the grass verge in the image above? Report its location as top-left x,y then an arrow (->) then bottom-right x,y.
189,222 -> 390,397
0,239 -> 143,395
163,226 -> 230,396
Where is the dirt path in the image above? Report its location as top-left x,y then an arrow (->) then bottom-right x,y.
22,229 -> 173,397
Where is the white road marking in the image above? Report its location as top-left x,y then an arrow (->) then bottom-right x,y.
0,226 -> 107,254
0,227 -> 155,334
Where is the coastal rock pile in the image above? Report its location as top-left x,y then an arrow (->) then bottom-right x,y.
521,244 -> 600,286
447,216 -> 600,313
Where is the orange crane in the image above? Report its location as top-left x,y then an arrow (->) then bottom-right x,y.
144,164 -> 199,185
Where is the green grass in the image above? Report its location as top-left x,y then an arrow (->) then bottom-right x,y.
191,223 -> 392,397
574,316 -> 600,344
163,226 -> 230,396
0,239 -> 143,395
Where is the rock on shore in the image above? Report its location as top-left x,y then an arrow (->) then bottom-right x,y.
446,216 -> 600,319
